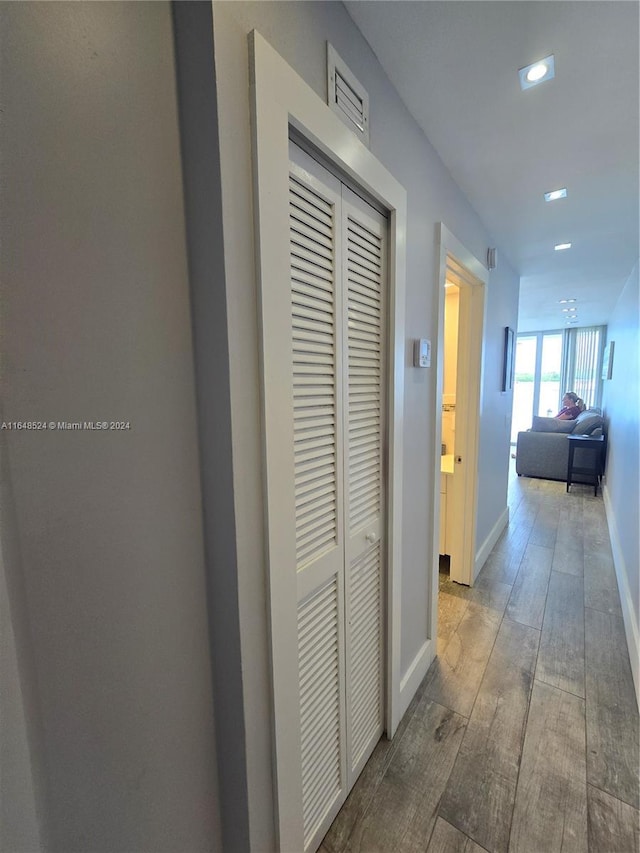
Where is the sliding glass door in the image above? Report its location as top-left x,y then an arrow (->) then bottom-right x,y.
511,335 -> 537,443
538,333 -> 563,416
510,331 -> 562,444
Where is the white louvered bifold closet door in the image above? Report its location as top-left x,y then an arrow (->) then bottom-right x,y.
289,149 -> 347,853
288,142 -> 387,853
341,189 -> 386,784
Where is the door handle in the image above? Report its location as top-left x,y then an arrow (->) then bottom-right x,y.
365,532 -> 376,543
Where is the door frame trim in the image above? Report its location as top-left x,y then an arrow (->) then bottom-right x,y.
432,225 -> 487,608
249,31 -> 407,852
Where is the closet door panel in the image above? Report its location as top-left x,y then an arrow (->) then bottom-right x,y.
289,144 -> 347,853
285,142 -> 388,851
342,188 -> 387,783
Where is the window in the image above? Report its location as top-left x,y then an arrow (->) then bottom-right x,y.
510,326 -> 606,444
539,333 -> 563,416
561,326 -> 606,410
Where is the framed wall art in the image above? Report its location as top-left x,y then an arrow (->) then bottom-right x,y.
502,326 -> 515,392
602,340 -> 615,380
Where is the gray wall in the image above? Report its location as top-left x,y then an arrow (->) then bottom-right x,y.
171,3 -> 250,850
211,2 -> 519,848
0,547 -> 42,852
602,263 -> 640,686
1,438 -> 47,851
1,3 -> 221,850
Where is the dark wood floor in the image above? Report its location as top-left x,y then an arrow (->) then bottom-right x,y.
322,466 -> 640,853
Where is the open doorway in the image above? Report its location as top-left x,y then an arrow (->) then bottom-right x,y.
432,225 -> 487,609
438,281 -> 458,577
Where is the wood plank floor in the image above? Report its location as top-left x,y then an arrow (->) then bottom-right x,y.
323,465 -> 639,853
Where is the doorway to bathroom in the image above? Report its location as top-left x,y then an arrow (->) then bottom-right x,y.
438,279 -> 458,575
432,226 -> 487,591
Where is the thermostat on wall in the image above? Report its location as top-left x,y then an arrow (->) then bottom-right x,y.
413,338 -> 431,368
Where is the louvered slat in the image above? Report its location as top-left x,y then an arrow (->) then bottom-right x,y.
335,75 -> 365,132
352,454 -> 378,534
345,206 -> 384,774
348,218 -> 381,250
348,254 -> 381,279
347,211 -> 382,537
348,544 -> 382,766
290,174 -> 338,569
290,199 -> 334,239
298,578 -> 342,847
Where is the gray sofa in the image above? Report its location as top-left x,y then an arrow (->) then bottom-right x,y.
515,409 -> 606,483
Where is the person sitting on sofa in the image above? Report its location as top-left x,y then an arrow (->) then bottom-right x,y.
555,391 -> 583,420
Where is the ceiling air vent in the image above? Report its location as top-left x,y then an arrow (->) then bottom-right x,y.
327,44 -> 370,147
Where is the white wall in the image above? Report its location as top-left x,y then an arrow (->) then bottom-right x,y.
602,263 -> 640,700
1,4 -> 222,850
212,2 -> 519,848
476,260 -> 520,550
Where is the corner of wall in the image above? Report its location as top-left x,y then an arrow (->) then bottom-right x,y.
172,3 -> 249,850
474,505 -> 509,581
0,422 -> 48,852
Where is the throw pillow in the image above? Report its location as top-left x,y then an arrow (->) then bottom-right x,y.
574,413 -> 604,435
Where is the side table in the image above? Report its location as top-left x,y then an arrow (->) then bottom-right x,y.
566,434 -> 605,496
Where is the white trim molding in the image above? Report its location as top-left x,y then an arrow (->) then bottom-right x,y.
603,484 -> 640,707
475,506 -> 509,579
437,225 -> 489,285
398,639 -> 434,721
249,30 -> 407,851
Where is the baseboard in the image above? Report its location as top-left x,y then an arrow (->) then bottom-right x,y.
603,484 -> 640,708
397,639 -> 434,723
474,505 -> 509,581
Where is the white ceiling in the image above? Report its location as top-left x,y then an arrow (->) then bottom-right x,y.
344,0 -> 639,333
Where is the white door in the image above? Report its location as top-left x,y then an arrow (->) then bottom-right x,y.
436,247 -> 486,587
286,141 -> 387,851
449,261 -> 484,586
341,186 -> 386,787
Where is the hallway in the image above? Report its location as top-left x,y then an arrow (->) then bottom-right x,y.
322,468 -> 640,852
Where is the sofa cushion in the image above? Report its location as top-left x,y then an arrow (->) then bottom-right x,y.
573,412 -> 605,435
531,416 -> 575,433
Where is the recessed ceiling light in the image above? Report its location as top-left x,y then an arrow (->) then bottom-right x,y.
519,55 -> 555,90
562,307 -> 577,312
527,64 -> 548,82
555,243 -> 572,251
558,298 -> 577,304
544,188 -> 567,202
